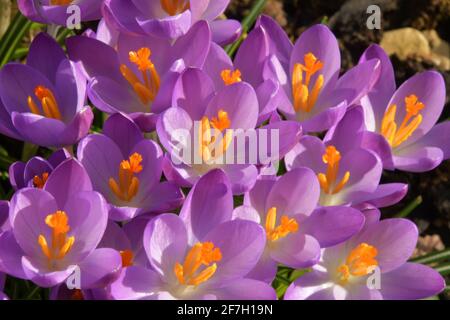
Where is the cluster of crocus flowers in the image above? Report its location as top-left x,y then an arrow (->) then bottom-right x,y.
0,2 -> 448,300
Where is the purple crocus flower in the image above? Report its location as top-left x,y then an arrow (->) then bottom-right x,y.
109,169 -> 276,300
0,272 -> 7,300
18,0 -> 103,26
285,107 -> 408,208
102,0 -> 240,44
158,74 -> 302,194
77,114 -> 184,221
9,149 -> 70,191
0,159 -> 122,288
234,168 -> 364,283
259,16 -> 380,132
67,21 -> 211,131
284,210 -> 445,300
359,45 -> 450,172
0,33 -> 92,148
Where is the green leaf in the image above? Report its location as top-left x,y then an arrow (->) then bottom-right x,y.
0,12 -> 33,66
410,248 -> 450,265
395,195 -> 422,218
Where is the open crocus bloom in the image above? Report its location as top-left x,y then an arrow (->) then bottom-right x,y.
158,75 -> 302,194
0,33 -> 92,148
18,0 -> 103,25
103,0 -> 240,44
285,210 -> 445,300
78,114 -> 183,221
0,159 -> 122,288
67,21 -> 211,132
234,168 -> 364,283
359,44 -> 450,172
109,170 -> 276,300
260,17 -> 381,133
286,106 -> 408,208
9,149 -> 70,191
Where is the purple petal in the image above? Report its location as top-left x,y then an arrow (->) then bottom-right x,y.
211,279 -> 276,300
138,11 -> 192,39
210,19 -> 241,46
270,233 -> 321,269
78,248 -> 122,289
0,231 -> 27,279
361,131 -> 395,170
102,113 -> 144,156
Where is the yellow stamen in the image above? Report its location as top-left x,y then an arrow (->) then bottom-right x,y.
337,243 -> 378,284
109,152 -> 143,202
120,250 -> 134,267
120,47 -> 160,107
381,94 -> 425,148
38,211 -> 75,264
198,110 -> 233,162
33,172 -> 49,189
265,207 -> 299,242
292,53 -> 324,113
50,0 -> 72,5
317,146 -> 350,195
221,69 -> 242,86
160,0 -> 190,16
27,85 -> 62,120
174,242 -> 222,286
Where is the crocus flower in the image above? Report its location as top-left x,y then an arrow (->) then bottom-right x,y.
0,272 -> 7,300
284,210 -> 445,300
285,106 -> 408,208
359,45 -> 450,172
77,114 -> 184,221
260,17 -> 380,132
234,168 -> 364,283
18,0 -> 103,26
9,149 -> 70,191
67,21 -> 211,131
158,74 -> 302,194
102,0 -> 240,44
0,33 -> 92,148
0,159 -> 122,288
110,170 -> 276,300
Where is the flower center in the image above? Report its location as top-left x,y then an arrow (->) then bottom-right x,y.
221,69 -> 242,86
317,145 -> 350,195
38,211 -> 75,265
70,289 -> 84,300
160,0 -> 190,16
337,243 -> 378,284
120,47 -> 160,107
108,152 -> 143,202
33,172 -> 49,189
27,85 -> 62,120
265,207 -> 299,242
50,0 -> 72,5
291,52 -> 324,113
198,110 -> 233,162
381,94 -> 425,148
120,250 -> 134,267
174,242 -> 222,286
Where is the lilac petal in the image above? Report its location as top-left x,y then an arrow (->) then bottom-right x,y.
203,42 -> 233,90
47,149 -> 71,168
102,0 -> 143,34
144,214 -> 188,282
140,181 -> 184,214
22,257 -> 76,288
9,161 -> 26,190
359,44 -> 396,131
202,0 -> 229,20
102,113 -> 143,156
234,27 -> 268,87
109,206 -> 141,222
266,167 -> 320,217
290,24 -> 340,91
210,19 -> 241,46
0,231 -> 27,279
302,206 -> 364,247
221,164 -> 259,195
23,157 -> 52,186
203,220 -> 266,285
123,216 -> 153,267
347,284 -> 383,300
406,120 -> 450,160
99,220 -> 132,250
212,279 -> 276,300
173,68 -> 215,120
380,263 -> 445,300
0,100 -> 21,140
95,18 -> 119,46
59,107 -> 93,147
27,33 -> 66,83
245,248 -> 278,283
300,101 -> 347,133
361,131 -> 395,170
270,233 -> 321,269
350,218 -> 418,273
44,159 -> 93,208
284,270 -> 334,300
40,0 -> 102,24
232,205 -> 261,224
0,201 -> 8,231
180,169 -> 233,243
245,176 -> 277,214
138,11 -> 192,39
205,82 -> 259,129
109,266 -> 164,300
17,0 -> 44,23
78,248 -> 122,289
284,135 -> 326,173
387,71 -> 446,147
362,183 -> 408,208
393,146 -> 444,172
256,79 -> 281,124
129,112 -> 160,132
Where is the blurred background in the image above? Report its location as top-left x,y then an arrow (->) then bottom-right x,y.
0,0 -> 449,297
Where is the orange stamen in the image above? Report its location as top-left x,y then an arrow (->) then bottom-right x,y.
317,146 -> 350,195
265,207 -> 299,241
221,69 -> 242,86
337,243 -> 378,283
109,153 -> 143,202
27,85 -> 62,120
160,0 -> 190,16
120,250 -> 134,268
198,110 -> 233,162
33,172 -> 49,189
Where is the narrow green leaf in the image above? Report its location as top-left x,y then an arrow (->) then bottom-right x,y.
0,16 -> 33,66
435,264 -> 450,276
411,248 -> 450,265
395,196 -> 422,218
